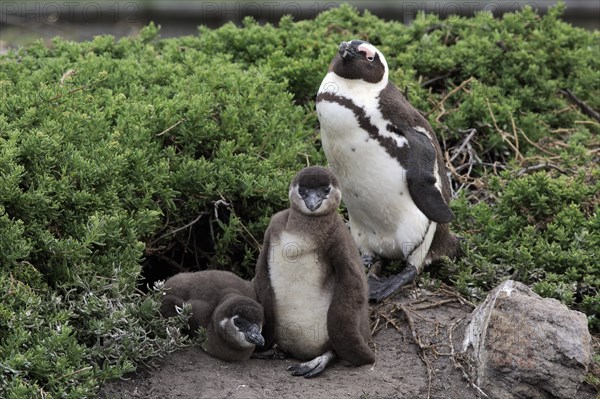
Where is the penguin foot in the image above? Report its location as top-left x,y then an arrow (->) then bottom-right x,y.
287,350 -> 335,378
368,265 -> 418,302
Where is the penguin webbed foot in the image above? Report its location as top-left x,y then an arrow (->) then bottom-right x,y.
287,351 -> 335,378
368,264 -> 418,302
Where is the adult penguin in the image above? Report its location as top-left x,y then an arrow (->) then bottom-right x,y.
316,40 -> 459,302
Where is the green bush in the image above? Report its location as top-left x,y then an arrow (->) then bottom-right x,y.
0,3 -> 598,396
447,170 -> 599,325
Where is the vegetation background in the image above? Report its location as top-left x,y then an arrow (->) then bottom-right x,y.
0,3 -> 598,397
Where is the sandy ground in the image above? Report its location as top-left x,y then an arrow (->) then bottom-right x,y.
100,287 -> 598,399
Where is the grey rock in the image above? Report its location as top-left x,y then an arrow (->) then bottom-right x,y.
460,280 -> 592,399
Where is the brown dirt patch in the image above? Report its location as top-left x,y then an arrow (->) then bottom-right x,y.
99,286 -> 598,399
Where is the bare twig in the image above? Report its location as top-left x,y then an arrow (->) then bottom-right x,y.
410,298 -> 458,311
237,218 -> 262,251
485,99 -> 524,163
209,213 -> 217,247
446,128 -> 490,196
381,312 -> 404,334
59,366 -> 93,380
510,115 -> 520,155
156,212 -> 208,242
438,286 -> 476,308
560,88 -> 600,122
421,68 -> 461,88
427,77 -> 475,117
213,200 -> 230,220
298,152 -> 311,167
575,120 -> 600,127
214,190 -> 262,251
48,76 -> 108,102
454,161 -> 506,174
449,128 -> 477,163
518,127 -> 561,157
157,119 -> 186,136
371,313 -> 382,336
516,163 -> 568,176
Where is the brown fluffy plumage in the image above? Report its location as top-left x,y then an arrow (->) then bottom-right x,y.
160,270 -> 264,362
254,166 -> 375,377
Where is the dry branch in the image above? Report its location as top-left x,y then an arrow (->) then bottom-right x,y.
560,89 -> 600,123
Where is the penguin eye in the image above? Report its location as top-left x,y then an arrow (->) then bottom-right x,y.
234,318 -> 243,327
322,186 -> 331,196
360,50 -> 374,62
298,187 -> 307,197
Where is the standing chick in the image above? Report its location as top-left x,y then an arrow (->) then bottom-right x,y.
254,166 -> 375,378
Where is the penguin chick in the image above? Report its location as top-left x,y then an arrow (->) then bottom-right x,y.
254,166 -> 375,378
160,270 -> 265,362
316,40 -> 459,302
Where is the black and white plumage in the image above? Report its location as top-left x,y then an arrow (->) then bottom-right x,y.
316,40 -> 458,302
254,166 -> 375,378
160,270 -> 265,362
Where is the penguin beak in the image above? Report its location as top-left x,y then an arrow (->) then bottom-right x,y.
339,41 -> 359,60
244,324 -> 265,347
303,190 -> 323,212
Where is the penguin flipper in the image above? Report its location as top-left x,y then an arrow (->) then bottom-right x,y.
159,294 -> 185,319
326,222 -> 376,366
401,125 -> 453,224
253,210 -> 289,350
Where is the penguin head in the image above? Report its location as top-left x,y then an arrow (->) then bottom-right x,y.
289,166 -> 342,216
329,40 -> 388,84
216,295 -> 265,349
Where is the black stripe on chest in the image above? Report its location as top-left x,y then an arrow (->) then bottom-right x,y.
406,220 -> 432,260
317,92 -> 408,169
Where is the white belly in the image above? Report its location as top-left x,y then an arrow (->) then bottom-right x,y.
317,101 -> 431,259
269,231 -> 332,359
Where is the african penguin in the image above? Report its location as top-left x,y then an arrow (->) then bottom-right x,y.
160,270 -> 265,362
316,40 -> 459,302
254,166 -> 375,378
